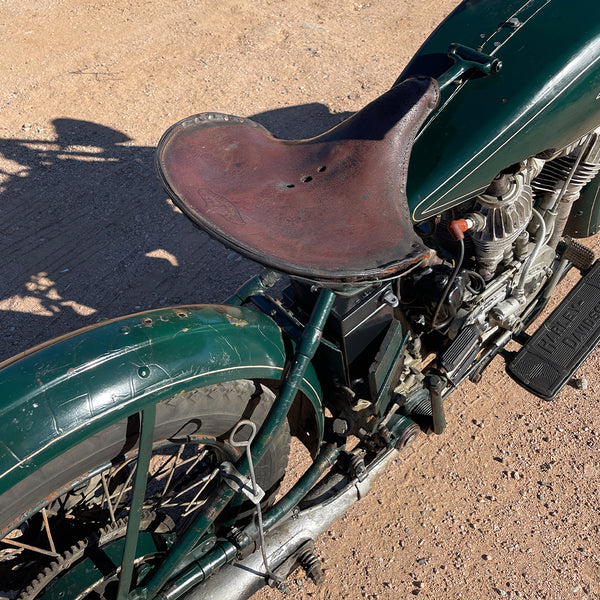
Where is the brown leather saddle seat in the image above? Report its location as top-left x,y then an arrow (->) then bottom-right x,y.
155,77 -> 439,285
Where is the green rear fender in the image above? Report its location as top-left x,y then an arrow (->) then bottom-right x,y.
0,305 -> 323,495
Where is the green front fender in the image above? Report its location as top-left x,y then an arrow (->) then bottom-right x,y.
0,304 -> 323,495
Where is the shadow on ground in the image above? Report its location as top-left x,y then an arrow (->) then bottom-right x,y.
0,104 -> 352,361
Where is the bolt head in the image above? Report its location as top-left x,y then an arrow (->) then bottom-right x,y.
332,417 -> 350,435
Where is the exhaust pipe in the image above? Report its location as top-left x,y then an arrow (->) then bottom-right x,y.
182,447 -> 400,600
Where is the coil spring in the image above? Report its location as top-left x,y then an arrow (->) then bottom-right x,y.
349,452 -> 366,477
298,547 -> 323,584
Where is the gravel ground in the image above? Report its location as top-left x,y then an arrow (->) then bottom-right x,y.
1,1 -> 599,599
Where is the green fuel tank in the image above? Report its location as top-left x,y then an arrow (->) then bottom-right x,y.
397,0 -> 600,222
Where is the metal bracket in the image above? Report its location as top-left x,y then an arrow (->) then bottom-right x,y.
219,462 -> 265,505
437,43 -> 502,91
224,419 -> 285,587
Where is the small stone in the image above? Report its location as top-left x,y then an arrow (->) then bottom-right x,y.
512,471 -> 521,480
483,554 -> 492,561
572,584 -> 582,593
493,588 -> 507,596
571,376 -> 588,390
416,557 -> 428,565
413,581 -> 425,589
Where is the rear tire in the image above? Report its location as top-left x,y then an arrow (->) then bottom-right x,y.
0,379 -> 290,599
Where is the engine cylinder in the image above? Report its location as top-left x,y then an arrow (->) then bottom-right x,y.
533,129 -> 600,246
471,172 -> 533,280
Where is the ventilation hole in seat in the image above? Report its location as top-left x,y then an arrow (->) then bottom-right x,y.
317,166 -> 327,172
301,175 -> 313,183
286,183 -> 295,188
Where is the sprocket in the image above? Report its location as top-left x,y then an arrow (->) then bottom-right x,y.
17,511 -> 171,600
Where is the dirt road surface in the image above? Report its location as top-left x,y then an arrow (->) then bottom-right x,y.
1,1 -> 599,599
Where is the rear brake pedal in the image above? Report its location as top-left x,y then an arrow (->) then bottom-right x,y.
507,260 -> 600,399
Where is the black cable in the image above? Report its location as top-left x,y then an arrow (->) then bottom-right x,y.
431,238 -> 465,330
465,269 -> 486,294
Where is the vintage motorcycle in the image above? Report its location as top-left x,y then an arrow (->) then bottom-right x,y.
2,0 -> 600,598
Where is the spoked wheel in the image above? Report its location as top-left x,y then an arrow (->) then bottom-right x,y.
0,380 -> 290,599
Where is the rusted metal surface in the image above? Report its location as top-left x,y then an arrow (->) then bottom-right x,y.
156,77 -> 439,284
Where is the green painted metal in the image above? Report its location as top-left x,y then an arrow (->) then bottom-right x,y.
159,443 -> 342,600
224,271 -> 282,306
38,530 -> 160,600
397,0 -> 600,221
154,543 -> 236,600
436,43 -> 502,92
139,289 -> 336,600
160,415 -> 421,600
117,405 -> 157,600
259,442 -> 340,530
0,304 -> 323,497
246,288 -> 335,466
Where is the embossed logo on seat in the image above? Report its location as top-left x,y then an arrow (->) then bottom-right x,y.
199,188 -> 245,225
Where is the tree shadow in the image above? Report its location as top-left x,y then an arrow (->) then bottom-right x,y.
0,103 -> 352,361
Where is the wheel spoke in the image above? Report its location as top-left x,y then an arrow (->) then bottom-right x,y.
183,449 -> 209,478
152,446 -> 181,482
167,469 -> 214,501
0,381 -> 289,599
2,537 -> 60,559
41,508 -> 57,555
158,444 -> 185,501
112,462 -> 137,513
180,469 -> 219,517
101,472 -> 118,526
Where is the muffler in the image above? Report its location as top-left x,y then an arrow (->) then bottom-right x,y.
182,447 -> 401,600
